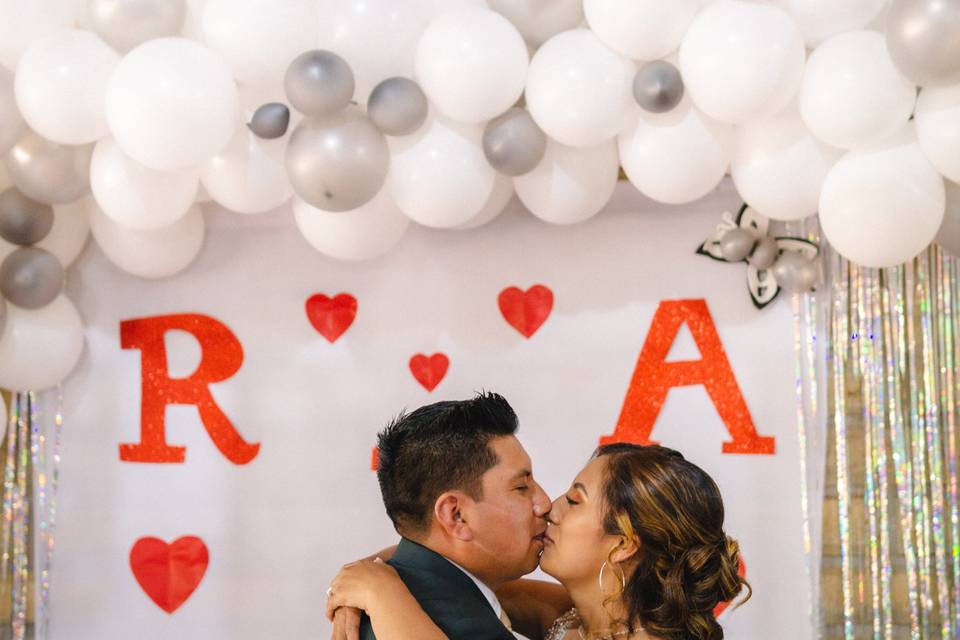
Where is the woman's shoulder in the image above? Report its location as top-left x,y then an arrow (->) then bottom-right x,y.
545,609 -> 580,640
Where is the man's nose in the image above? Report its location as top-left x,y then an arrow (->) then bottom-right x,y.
532,482 -> 552,517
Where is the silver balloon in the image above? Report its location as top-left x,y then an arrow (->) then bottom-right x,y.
89,0 -> 187,53
0,188 -> 54,246
367,77 -> 428,136
248,102 -> 290,139
285,108 -> 389,212
284,50 -> 355,118
886,0 -> 960,87
0,67 -> 25,156
747,236 -> 779,271
5,130 -> 92,205
482,107 -> 547,176
719,228 -> 756,262
772,251 -> 819,294
0,247 -> 64,310
633,60 -> 685,114
0,295 -> 5,337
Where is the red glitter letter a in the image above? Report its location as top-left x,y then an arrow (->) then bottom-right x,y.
119,314 -> 260,464
599,299 -> 775,454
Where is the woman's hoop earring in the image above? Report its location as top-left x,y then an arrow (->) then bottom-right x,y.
598,560 -> 626,594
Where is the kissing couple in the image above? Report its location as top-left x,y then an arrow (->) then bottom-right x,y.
326,392 -> 749,640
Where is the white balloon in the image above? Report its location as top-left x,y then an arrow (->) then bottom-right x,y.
916,83 -> 960,183
0,294 -> 84,391
525,29 -> 636,147
318,0 -> 431,103
388,116 -> 496,228
819,126 -> 945,268
514,138 -> 618,224
935,179 -> 960,257
416,0 -> 488,19
0,0 -> 77,71
584,0 -> 700,61
293,188 -> 410,261
106,38 -> 239,170
770,0 -> 887,47
37,195 -> 91,266
800,31 -> 916,150
487,0 -> 582,48
0,68 -> 25,155
415,8 -> 527,123
618,94 -> 733,204
202,0 -> 317,94
181,0 -> 207,39
89,201 -> 205,278
90,137 -> 198,230
732,104 -> 842,221
679,1 -> 805,124
456,173 -> 514,229
201,126 -> 292,215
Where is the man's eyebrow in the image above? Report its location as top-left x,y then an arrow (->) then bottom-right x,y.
511,469 -> 532,482
573,482 -> 589,497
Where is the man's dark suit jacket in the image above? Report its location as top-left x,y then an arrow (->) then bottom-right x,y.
359,538 -> 516,640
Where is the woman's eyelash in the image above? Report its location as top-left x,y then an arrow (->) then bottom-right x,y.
566,496 -> 578,506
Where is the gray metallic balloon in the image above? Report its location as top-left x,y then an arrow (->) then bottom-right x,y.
886,0 -> 960,87
0,67 -> 25,156
772,251 -> 819,294
0,295 -> 6,337
633,60 -> 685,113
89,0 -> 187,53
5,131 -> 93,205
482,107 -> 547,176
248,103 -> 291,139
747,236 -> 779,271
719,228 -> 756,262
367,77 -> 428,136
285,50 -> 355,117
0,188 -> 54,246
285,108 -> 388,212
0,247 -> 64,309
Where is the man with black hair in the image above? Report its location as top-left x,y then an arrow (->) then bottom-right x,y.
354,392 -> 552,640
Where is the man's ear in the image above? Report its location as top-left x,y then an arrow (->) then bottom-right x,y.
435,491 -> 475,542
611,537 -> 639,564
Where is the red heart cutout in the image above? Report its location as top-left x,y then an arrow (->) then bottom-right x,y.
409,353 -> 449,392
713,556 -> 747,618
130,536 -> 209,614
306,293 -> 357,343
498,285 -> 553,338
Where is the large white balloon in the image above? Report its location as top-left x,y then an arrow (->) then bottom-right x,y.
105,38 -> 239,170
916,83 -> 960,183
89,201 -> 205,278
37,195 -> 92,267
487,0 -> 583,48
732,104 -> 842,221
819,126 -> 945,268
388,116 -> 495,228
202,0 -> 317,94
679,1 -> 805,124
293,188 -> 410,261
14,30 -> 119,145
514,138 -> 618,224
456,173 -> 514,230
525,29 -> 636,147
618,94 -> 733,204
415,7 -> 527,123
770,0 -> 887,46
0,294 -> 84,391
0,68 -> 25,155
0,0 -> 77,71
800,31 -> 916,150
90,137 -> 198,230
935,179 -> 960,257
584,0 -> 700,61
200,125 -> 292,215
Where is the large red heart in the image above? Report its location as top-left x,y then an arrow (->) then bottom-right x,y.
305,293 -> 357,343
409,353 -> 449,392
130,536 -> 209,614
498,285 -> 553,338
713,556 -> 747,618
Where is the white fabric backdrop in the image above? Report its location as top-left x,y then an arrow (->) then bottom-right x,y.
52,182 -> 814,638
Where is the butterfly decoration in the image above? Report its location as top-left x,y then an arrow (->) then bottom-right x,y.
697,204 -> 820,309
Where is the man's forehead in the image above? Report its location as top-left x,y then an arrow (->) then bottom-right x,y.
489,435 -> 533,474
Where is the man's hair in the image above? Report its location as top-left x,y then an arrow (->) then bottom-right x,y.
376,392 -> 519,535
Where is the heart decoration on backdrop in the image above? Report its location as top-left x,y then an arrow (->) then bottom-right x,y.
713,555 -> 747,618
129,536 -> 210,614
305,293 -> 358,343
498,285 -> 554,338
409,353 -> 449,392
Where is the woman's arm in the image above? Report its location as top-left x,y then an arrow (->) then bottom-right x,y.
495,579 -> 573,640
327,559 -> 448,640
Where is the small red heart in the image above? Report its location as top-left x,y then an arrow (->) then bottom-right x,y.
409,353 -> 449,392
713,556 -> 747,618
498,285 -> 553,338
306,293 -> 357,343
130,536 -> 209,614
